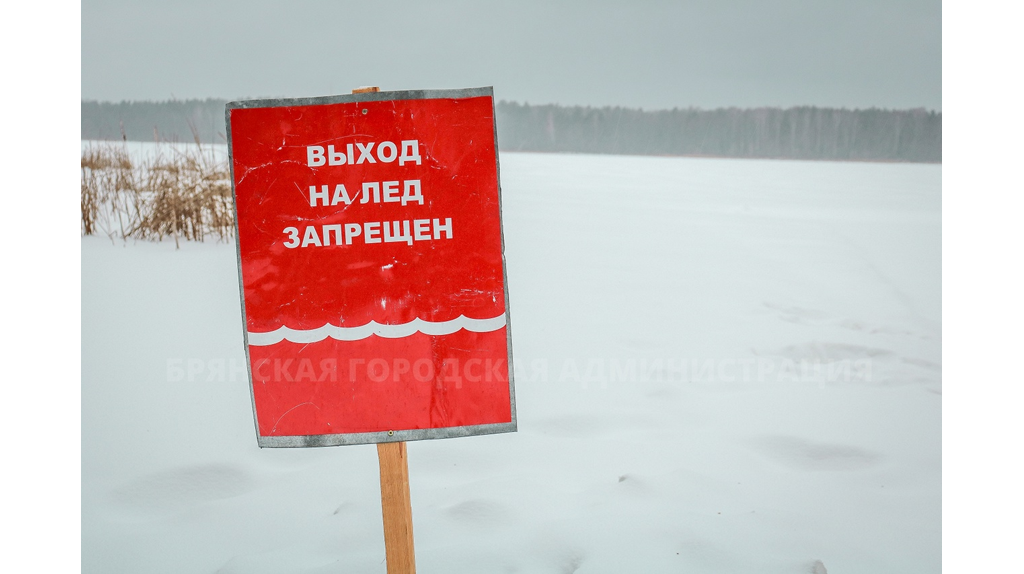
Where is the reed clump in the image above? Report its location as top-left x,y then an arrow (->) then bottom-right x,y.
81,141 -> 233,245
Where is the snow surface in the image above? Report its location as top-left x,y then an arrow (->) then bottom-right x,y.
82,148 -> 941,573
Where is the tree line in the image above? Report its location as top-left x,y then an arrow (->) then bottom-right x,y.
82,99 -> 940,163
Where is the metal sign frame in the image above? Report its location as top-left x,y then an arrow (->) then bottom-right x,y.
225,87 -> 516,447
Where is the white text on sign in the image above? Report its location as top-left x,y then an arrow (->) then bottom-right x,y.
306,140 -> 422,167
288,138 -> 450,249
308,180 -> 424,207
283,218 -> 453,249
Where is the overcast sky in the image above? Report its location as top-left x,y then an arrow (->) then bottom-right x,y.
82,0 -> 940,110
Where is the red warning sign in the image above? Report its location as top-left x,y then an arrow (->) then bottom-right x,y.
226,88 -> 515,447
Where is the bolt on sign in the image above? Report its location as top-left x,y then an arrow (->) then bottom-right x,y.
226,88 -> 516,447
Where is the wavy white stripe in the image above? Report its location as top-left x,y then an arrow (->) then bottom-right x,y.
247,314 -> 507,346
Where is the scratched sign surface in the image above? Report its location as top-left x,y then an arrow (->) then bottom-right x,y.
226,88 -> 516,447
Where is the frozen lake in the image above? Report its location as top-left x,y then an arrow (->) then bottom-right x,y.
82,150 -> 941,573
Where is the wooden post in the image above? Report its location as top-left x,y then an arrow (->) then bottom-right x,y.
357,84 -> 415,573
377,441 -> 416,573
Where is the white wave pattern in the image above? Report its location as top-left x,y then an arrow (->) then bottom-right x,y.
247,314 -> 507,346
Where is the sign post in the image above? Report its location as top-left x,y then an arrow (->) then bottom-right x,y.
378,441 -> 415,572
226,86 -> 515,572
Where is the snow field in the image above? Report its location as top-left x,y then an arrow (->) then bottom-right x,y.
82,149 -> 940,573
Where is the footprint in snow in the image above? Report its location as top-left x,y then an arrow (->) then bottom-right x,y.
110,463 -> 253,515
444,499 -> 510,526
753,436 -> 880,471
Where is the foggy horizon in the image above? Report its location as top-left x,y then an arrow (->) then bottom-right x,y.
80,95 -> 942,114
82,0 -> 941,111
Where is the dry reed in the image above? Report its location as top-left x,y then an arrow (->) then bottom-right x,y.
81,141 -> 233,246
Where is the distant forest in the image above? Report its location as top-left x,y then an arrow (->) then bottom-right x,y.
82,99 -> 941,163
